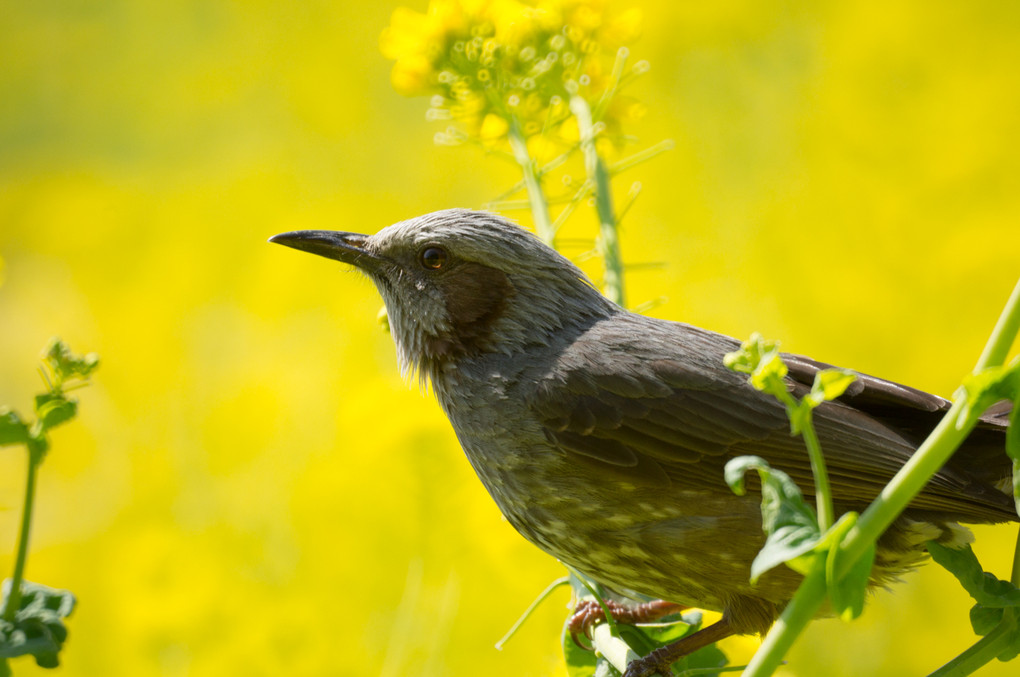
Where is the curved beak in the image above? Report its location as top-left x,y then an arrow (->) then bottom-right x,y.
268,230 -> 383,272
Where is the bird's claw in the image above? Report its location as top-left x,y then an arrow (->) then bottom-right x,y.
567,599 -> 688,651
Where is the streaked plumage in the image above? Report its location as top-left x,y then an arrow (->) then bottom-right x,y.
271,209 -> 1015,655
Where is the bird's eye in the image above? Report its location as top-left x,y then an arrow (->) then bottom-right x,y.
419,246 -> 447,270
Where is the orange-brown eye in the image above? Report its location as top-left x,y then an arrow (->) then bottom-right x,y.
420,246 -> 447,270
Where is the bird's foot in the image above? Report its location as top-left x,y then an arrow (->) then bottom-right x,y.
567,599 -> 687,650
622,618 -> 735,677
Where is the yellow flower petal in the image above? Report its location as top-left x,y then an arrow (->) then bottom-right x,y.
602,7 -> 642,45
479,113 -> 509,140
391,55 -> 437,96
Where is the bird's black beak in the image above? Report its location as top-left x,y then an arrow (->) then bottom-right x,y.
268,230 -> 383,272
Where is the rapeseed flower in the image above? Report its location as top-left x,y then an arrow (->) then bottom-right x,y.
381,0 -> 644,150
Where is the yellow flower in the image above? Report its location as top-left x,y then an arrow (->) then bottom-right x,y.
381,0 -> 645,147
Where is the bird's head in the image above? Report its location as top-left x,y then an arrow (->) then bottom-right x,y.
270,209 -> 616,384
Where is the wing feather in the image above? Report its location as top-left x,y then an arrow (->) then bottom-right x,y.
529,320 -> 1015,522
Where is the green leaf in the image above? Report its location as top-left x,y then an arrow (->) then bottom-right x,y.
748,353 -> 788,396
1007,387 -> 1020,464
995,610 -> 1020,662
928,542 -> 1020,608
33,394 -> 77,432
724,456 -> 821,583
959,360 -> 1020,427
0,580 -> 75,669
970,605 -> 1005,636
812,369 -> 857,403
723,333 -> 780,374
562,618 -> 599,677
678,641 -> 729,675
42,339 -> 99,387
1012,459 -> 1020,519
0,409 -> 29,447
617,614 -> 729,676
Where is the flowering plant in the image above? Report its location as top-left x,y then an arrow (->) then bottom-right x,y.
382,0 -> 670,307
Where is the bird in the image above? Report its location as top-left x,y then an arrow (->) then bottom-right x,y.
270,209 -> 1016,676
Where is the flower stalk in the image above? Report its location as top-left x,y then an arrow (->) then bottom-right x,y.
506,115 -> 555,245
2,451 -> 40,623
571,93 -> 624,306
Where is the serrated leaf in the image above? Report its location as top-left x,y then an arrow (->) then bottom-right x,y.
33,394 -> 77,432
0,580 -> 75,669
43,339 -> 99,386
725,456 -> 821,582
813,369 -> 857,402
928,542 -> 1020,608
723,333 -> 780,375
749,353 -> 789,395
724,455 -> 759,495
0,410 -> 29,447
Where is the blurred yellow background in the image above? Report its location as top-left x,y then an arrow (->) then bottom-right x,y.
1,1 -> 1019,675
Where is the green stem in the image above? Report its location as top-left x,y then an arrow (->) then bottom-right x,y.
742,564 -> 827,677
744,277 -> 1020,675
974,277 -> 1020,371
506,116 -> 555,245
591,622 -> 642,674
838,276 -> 1020,578
1012,521 -> 1020,587
799,413 -> 834,532
3,448 -> 40,622
837,400 -> 970,577
927,610 -> 1017,677
495,576 -> 569,650
570,94 -> 625,307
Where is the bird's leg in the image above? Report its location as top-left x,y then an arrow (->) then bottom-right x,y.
568,599 -> 688,650
622,618 -> 735,677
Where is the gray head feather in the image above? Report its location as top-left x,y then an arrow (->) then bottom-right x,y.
360,209 -> 618,384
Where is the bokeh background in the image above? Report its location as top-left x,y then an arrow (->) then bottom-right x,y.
2,1 -> 1019,675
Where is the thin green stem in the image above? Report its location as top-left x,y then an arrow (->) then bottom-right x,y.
608,140 -> 675,176
495,576 -> 570,650
571,570 -> 619,633
927,610 -> 1017,677
3,449 -> 40,623
742,564 -> 827,677
570,94 -> 625,306
974,277 -> 1020,371
773,385 -> 834,531
837,399 -> 970,577
800,416 -> 834,532
838,277 -> 1020,578
506,116 -> 555,245
1012,521 -> 1020,587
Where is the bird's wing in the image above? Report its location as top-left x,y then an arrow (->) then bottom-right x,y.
783,351 -> 1012,488
529,320 -> 1013,521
